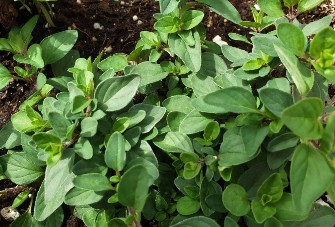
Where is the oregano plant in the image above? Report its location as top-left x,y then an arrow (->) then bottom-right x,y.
0,0 -> 335,226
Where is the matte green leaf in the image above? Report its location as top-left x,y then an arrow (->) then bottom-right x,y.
222,184 -> 250,216
153,131 -> 193,153
258,0 -> 284,18
321,113 -> 335,153
204,121 -> 220,141
219,126 -> 269,167
12,190 -> 30,208
154,16 -> 179,33
275,193 -> 309,221
277,23 -> 306,56
284,0 -> 299,7
94,74 -> 140,112
221,45 -> 249,63
159,0 -> 179,14
192,87 -> 258,114
129,104 -> 166,133
128,62 -> 168,86
302,15 -> 332,36
200,179 -> 222,216
291,144 -> 335,212
73,173 -> 112,191
80,117 -> 98,137
13,44 -> 45,68
170,216 -> 220,227
163,95 -> 194,114
73,138 -> 93,159
274,44 -> 314,95
0,122 -> 21,149
181,10 -> 204,30
228,33 -> 251,44
257,173 -> 283,205
179,110 -> 213,134
97,54 -> 128,72
10,211 -> 35,227
259,88 -> 293,117
40,30 -> 78,64
5,152 -> 44,185
198,52 -> 227,76
298,0 -> 324,13
196,0 -> 241,24
168,31 -> 201,72
45,207 -> 64,227
118,165 -> 151,212
118,110 -> 146,128
48,112 -> 71,138
72,96 -> 91,114
309,27 -> 335,59
176,196 -> 201,215
281,98 -> 323,140
105,131 -> 126,171
65,187 -> 104,206
183,161 -> 202,179
251,35 -> 280,57
251,199 -> 276,224
267,133 -> 299,152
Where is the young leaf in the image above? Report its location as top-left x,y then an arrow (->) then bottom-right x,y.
195,0 -> 241,24
80,117 -> 98,137
0,64 -> 13,90
159,0 -> 179,14
257,173 -> 283,205
118,165 -> 152,212
97,54 -> 128,72
274,44 -> 314,96
154,16 -> 179,33
176,196 -> 201,215
181,10 -> 205,30
73,173 -> 112,191
40,30 -> 78,64
192,87 -> 259,114
94,74 -> 140,112
105,131 -> 126,172
309,27 -> 335,59
251,200 -> 276,224
290,144 -> 334,212
277,23 -> 306,56
222,184 -> 250,216
257,0 -> 284,18
168,31 -> 202,72
297,0 -> 324,13
281,98 -> 323,140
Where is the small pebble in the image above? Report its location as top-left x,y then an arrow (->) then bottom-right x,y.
93,22 -> 104,30
133,15 -> 138,21
92,37 -> 98,42
76,0 -> 82,4
1,207 -> 20,221
104,46 -> 113,53
120,1 -> 125,5
254,4 -> 260,11
137,20 -> 143,25
212,35 -> 228,46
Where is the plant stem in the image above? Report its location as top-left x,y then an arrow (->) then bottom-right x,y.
127,206 -> 142,227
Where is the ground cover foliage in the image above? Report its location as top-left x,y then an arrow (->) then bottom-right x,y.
0,0 -> 335,226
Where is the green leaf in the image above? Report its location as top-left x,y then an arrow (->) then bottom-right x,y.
65,187 -> 104,206
170,216 -> 220,227
0,65 -> 13,90
118,165 -> 152,212
297,0 -> 324,13
48,112 -> 71,138
252,34 -> 280,57
159,0 -> 179,14
302,15 -> 333,36
179,110 -> 213,134
128,62 -> 168,86
154,16 -> 179,33
183,161 -> 202,179
290,144 -> 335,212
40,30 -> 78,64
257,0 -> 284,18
267,133 -> 299,152
168,31 -> 202,72
222,184 -> 250,216
0,122 -> 21,149
117,110 -> 146,128
140,31 -> 160,47
163,95 -> 194,114
80,117 -> 98,137
198,52 -> 228,77
242,58 -> 266,71
176,196 -> 201,215
251,200 -> 276,224
281,98 -> 323,140
14,44 -> 45,68
5,152 -> 44,185
94,74 -> 140,112
97,54 -> 128,72
181,10 -> 204,30
153,132 -> 193,153
192,87 -> 258,114
73,138 -> 93,159
200,179 -> 222,216
10,211 -> 36,227
275,193 -> 309,221
196,0 -> 241,24
321,113 -> 335,153
309,27 -> 335,59
257,173 -> 283,205
219,126 -> 269,167
105,131 -> 126,171
73,173 -> 112,191
221,45 -> 249,63
12,190 -> 30,208
274,44 -> 314,95
228,33 -> 251,44
259,88 -> 293,117
204,121 -> 220,141
277,23 -> 306,56
284,0 -> 299,7
45,207 -> 64,227
129,104 -> 166,133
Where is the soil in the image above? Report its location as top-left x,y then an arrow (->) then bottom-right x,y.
0,0 -> 334,226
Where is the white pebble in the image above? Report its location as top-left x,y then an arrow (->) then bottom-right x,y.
92,37 -> 98,42
254,4 -> 260,11
137,20 -> 143,25
76,0 -> 82,4
120,1 -> 125,5
212,35 -> 228,46
93,22 -> 104,30
104,46 -> 113,53
133,15 -> 138,21
1,207 -> 20,221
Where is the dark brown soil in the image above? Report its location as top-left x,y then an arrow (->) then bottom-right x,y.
0,0 -> 334,226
